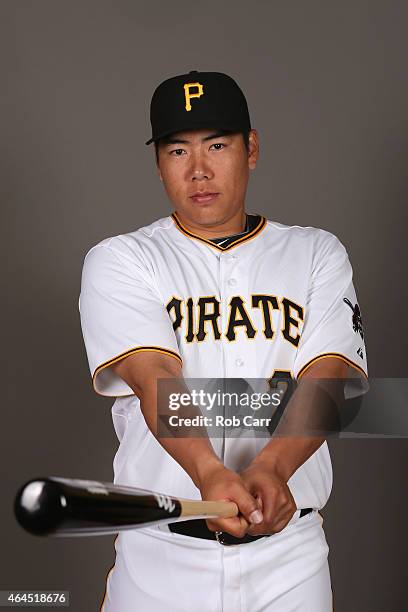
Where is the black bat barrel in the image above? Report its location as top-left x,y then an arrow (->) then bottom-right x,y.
14,477 -> 182,537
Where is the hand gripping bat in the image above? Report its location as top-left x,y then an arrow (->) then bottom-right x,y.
14,477 -> 239,537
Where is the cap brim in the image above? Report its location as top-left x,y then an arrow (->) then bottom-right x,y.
145,121 -> 249,146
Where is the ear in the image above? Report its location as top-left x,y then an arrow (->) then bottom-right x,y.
155,143 -> 164,181
155,155 -> 163,182
247,129 -> 259,170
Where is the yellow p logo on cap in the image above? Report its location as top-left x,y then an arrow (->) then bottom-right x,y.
184,82 -> 204,111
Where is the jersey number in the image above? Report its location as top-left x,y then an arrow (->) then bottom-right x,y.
267,370 -> 296,435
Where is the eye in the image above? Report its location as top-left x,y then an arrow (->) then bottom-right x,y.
209,143 -> 225,151
170,148 -> 186,156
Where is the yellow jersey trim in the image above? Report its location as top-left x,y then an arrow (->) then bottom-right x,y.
99,534 -> 119,611
297,352 -> 368,380
92,346 -> 183,395
171,212 -> 267,252
100,565 -> 114,611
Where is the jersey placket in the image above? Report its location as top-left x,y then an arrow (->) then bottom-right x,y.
218,250 -> 241,376
218,247 -> 244,462
217,249 -> 245,611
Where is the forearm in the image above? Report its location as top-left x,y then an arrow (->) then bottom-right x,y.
252,371 -> 346,481
251,435 -> 325,481
139,370 -> 222,488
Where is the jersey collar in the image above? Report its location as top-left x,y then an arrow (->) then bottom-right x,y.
171,211 -> 267,252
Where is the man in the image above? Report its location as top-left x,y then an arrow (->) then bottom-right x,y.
79,70 -> 368,611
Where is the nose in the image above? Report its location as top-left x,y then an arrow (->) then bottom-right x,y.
187,150 -> 214,182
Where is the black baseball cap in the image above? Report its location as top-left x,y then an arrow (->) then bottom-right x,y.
145,70 -> 251,145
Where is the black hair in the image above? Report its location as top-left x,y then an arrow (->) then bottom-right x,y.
154,129 -> 251,165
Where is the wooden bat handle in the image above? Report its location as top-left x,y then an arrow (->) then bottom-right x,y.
180,499 -> 239,519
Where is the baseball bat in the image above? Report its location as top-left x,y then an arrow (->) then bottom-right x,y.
14,477 -> 239,537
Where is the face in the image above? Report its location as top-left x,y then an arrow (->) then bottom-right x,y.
156,128 -> 259,230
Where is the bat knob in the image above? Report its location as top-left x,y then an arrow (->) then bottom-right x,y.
14,478 -> 65,536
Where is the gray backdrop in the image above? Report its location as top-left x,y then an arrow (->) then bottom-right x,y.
1,1 -> 407,610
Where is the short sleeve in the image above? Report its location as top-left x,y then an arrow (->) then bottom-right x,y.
293,232 -> 369,399
79,243 -> 182,397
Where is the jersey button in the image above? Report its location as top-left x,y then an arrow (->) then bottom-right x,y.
235,358 -> 244,367
228,278 -> 237,286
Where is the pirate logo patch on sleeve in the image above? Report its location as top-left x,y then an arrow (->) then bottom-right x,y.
343,298 -> 364,340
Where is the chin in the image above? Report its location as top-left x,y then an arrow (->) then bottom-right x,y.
188,208 -> 226,226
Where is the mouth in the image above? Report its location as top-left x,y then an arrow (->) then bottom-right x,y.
189,191 -> 219,204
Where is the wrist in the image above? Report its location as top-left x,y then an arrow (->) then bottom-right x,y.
192,453 -> 225,489
250,450 -> 293,482
250,435 -> 325,482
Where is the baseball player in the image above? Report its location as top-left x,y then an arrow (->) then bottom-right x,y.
79,70 -> 369,611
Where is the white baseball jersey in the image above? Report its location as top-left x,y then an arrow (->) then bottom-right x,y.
79,211 -> 368,610
79,211 -> 368,510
